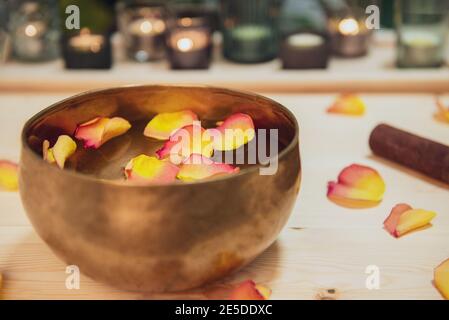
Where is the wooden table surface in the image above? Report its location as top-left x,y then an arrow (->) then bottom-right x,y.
0,92 -> 448,300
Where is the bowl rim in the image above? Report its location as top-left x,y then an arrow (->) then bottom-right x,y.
21,84 -> 299,188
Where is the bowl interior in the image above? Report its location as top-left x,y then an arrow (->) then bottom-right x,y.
24,86 -> 297,180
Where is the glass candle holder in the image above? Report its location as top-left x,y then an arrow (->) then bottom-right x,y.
279,0 -> 329,69
166,14 -> 213,69
329,14 -> 370,57
62,28 -> 112,69
0,1 -> 10,63
221,0 -> 280,63
280,31 -> 330,69
395,0 -> 449,68
8,0 -> 59,62
169,0 -> 219,32
118,2 -> 168,62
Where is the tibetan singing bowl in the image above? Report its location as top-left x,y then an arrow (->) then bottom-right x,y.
19,85 -> 301,292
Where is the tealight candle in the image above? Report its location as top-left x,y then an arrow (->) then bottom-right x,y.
280,32 -> 329,69
330,17 -> 370,57
221,0 -> 279,63
15,21 -> 46,57
224,24 -> 276,63
167,16 -> 212,69
397,30 -> 445,68
69,30 -> 105,53
128,18 -> 166,36
9,1 -> 59,62
118,4 -> 167,62
126,17 -> 166,62
395,0 -> 448,68
62,28 -> 112,69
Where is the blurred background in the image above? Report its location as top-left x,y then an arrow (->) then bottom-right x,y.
0,0 -> 448,93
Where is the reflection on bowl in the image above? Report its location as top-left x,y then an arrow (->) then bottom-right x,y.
19,85 -> 301,292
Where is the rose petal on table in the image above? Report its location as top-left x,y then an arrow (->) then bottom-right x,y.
434,258 -> 449,300
229,280 -> 270,300
177,154 -> 239,181
143,110 -> 199,140
327,164 -> 385,208
327,94 -> 366,116
124,154 -> 179,184
383,203 -> 413,237
50,135 -> 77,169
208,113 -> 255,151
395,209 -> 436,237
435,98 -> 449,123
255,284 -> 272,300
75,117 -> 131,149
156,123 -> 214,164
0,160 -> 19,192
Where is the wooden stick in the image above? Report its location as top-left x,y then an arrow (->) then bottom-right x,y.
369,124 -> 449,184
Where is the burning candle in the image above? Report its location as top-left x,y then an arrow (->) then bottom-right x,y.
118,4 -> 167,62
280,32 -> 329,69
224,24 -> 276,63
128,18 -> 166,36
167,16 -> 212,69
15,21 -> 46,57
338,18 -> 360,36
397,30 -> 445,68
221,0 -> 279,63
330,17 -> 370,57
395,0 -> 448,68
9,1 -> 59,62
62,28 -> 112,69
69,28 -> 105,53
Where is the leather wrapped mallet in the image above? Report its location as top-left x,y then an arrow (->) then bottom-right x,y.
369,124 -> 449,184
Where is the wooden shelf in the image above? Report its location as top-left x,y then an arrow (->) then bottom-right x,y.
1,32 -> 448,93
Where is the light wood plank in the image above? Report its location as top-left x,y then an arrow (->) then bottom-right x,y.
0,92 -> 448,299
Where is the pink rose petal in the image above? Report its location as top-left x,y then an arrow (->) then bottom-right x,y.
124,154 -> 179,185
177,154 -> 239,181
75,117 -> 131,149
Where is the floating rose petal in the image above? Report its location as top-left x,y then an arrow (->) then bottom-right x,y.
177,154 -> 239,181
0,160 -> 19,192
327,164 -> 385,208
75,117 -> 131,149
435,259 -> 449,300
207,113 -> 255,151
327,94 -> 366,116
435,98 -> 449,123
144,110 -> 198,140
156,123 -> 214,164
255,284 -> 272,300
42,140 -> 55,164
124,154 -> 179,184
42,135 -> 77,169
229,280 -> 271,300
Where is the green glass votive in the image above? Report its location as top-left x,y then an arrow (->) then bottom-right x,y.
396,0 -> 449,68
221,0 -> 279,63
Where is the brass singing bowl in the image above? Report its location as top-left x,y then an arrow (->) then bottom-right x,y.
19,85 -> 301,292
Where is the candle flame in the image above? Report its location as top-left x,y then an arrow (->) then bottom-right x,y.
24,24 -> 38,37
177,37 -> 194,52
80,27 -> 91,36
140,20 -> 153,34
338,18 -> 360,36
180,17 -> 193,27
